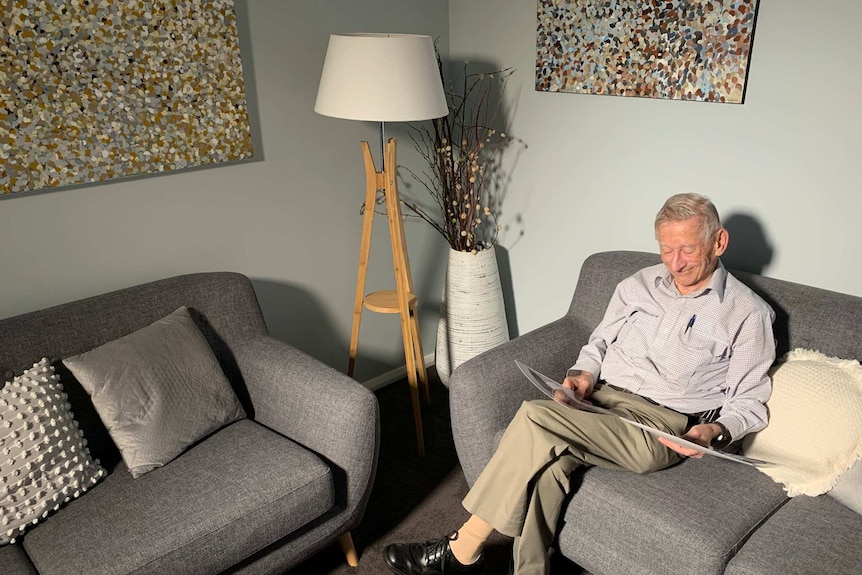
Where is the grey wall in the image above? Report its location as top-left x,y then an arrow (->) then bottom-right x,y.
450,0 -> 862,335
4,0 -> 860,382
0,1 -> 450,385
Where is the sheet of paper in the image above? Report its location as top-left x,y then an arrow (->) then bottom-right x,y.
514,360 -> 775,468
620,418 -> 775,467
516,360 -> 616,416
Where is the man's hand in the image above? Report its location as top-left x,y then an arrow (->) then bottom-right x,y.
553,371 -> 595,407
658,423 -> 723,458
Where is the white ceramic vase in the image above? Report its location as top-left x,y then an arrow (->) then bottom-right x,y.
435,246 -> 509,386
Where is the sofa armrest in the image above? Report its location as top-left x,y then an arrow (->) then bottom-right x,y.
233,336 -> 380,524
449,316 -> 588,485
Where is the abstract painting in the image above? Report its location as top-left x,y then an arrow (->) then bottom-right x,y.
1,0 -> 253,196
536,0 -> 759,103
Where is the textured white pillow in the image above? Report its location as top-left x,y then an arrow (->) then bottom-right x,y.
0,359 -> 106,545
63,307 -> 246,478
743,348 -> 862,496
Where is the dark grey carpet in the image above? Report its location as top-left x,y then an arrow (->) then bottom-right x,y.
289,373 -> 585,575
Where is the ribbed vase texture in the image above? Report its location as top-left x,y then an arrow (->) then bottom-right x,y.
436,246 -> 509,386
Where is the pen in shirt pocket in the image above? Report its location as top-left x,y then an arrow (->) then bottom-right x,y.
684,314 -> 697,334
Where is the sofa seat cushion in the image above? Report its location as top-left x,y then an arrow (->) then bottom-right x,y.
724,494 -> 862,575
557,455 -> 788,575
0,544 -> 38,575
21,419 -> 334,575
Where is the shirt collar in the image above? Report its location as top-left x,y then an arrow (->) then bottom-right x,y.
654,260 -> 727,301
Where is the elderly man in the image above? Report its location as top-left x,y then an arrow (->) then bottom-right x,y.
384,193 -> 776,575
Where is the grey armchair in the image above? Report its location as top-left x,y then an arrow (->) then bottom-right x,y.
450,251 -> 862,575
0,272 -> 380,575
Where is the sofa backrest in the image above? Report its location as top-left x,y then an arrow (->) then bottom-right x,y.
0,272 -> 269,468
569,251 -> 862,363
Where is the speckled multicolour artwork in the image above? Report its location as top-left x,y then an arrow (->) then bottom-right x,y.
1,0 -> 253,195
536,0 -> 758,103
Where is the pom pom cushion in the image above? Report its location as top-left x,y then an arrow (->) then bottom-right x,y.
0,359 -> 106,545
743,348 -> 862,497
63,307 -> 246,479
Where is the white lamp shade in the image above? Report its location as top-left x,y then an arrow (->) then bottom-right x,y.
314,33 -> 448,122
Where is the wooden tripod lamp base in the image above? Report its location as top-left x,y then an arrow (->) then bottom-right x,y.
347,138 -> 431,455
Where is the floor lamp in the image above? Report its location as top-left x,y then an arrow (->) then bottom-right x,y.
314,34 -> 448,459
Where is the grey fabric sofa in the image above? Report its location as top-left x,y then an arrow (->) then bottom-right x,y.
450,251 -> 862,575
0,272 -> 380,575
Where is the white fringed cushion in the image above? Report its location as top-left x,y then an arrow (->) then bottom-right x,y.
743,349 -> 862,497
0,359 -> 106,545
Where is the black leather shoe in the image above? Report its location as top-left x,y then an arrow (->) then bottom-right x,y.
383,534 -> 484,575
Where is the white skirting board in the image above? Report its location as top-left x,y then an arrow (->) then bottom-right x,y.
362,353 -> 436,392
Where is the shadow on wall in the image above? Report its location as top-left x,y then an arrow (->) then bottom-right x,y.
722,212 -> 774,275
233,0 -> 265,162
495,245 -> 519,339
249,279 -> 394,381
411,231 -> 449,332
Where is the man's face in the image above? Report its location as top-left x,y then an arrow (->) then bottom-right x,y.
657,217 -> 727,295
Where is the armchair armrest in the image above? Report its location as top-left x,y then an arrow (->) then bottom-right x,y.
449,316 -> 588,485
233,336 -> 379,524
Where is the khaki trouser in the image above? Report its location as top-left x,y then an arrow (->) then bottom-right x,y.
461,385 -> 690,575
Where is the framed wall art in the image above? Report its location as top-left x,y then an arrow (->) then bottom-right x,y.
536,0 -> 759,104
1,0 -> 253,196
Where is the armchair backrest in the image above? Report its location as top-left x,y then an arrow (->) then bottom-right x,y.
0,273 -> 268,377
0,272 -> 269,467
568,251 -> 862,363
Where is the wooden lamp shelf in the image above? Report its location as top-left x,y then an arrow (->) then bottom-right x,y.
363,290 -> 418,313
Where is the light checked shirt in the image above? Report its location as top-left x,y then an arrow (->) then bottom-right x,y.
570,260 -> 776,440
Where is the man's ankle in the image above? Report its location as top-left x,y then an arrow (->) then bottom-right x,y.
448,531 -> 483,566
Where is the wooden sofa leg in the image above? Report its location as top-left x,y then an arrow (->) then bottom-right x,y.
339,532 -> 359,567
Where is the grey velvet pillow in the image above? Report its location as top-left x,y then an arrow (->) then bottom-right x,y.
63,307 -> 246,478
